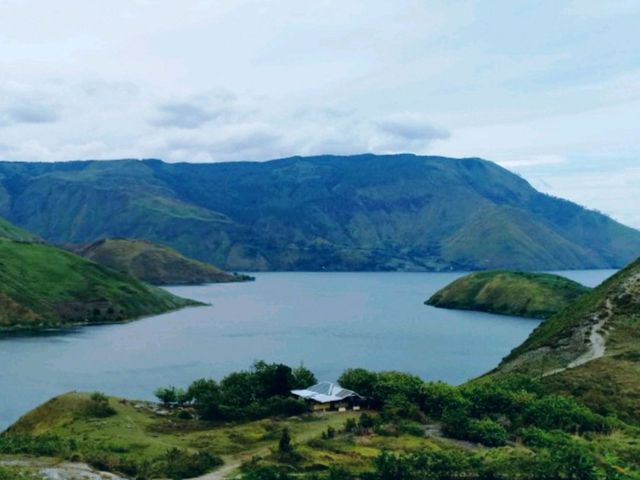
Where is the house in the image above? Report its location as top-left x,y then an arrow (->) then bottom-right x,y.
291,381 -> 363,412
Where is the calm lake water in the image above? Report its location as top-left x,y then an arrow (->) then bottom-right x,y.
0,270 -> 615,430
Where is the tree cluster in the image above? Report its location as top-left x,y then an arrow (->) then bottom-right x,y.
154,361 -> 317,421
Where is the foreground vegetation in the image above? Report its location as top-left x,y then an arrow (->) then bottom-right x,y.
2,362 -> 639,479
75,238 -> 254,285
427,271 -> 590,319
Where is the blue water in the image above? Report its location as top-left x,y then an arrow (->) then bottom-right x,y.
0,270 -> 614,430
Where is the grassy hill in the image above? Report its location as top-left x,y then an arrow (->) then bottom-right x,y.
427,271 -> 590,319
0,217 -> 40,243
74,238 -> 253,285
0,155 -> 638,271
0,237 -> 198,330
491,257 -> 640,423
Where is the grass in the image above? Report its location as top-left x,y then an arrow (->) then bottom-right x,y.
3,392 -> 361,468
427,270 -> 589,319
78,238 -> 253,285
0,218 -> 40,243
488,257 -> 640,423
0,238 -> 198,329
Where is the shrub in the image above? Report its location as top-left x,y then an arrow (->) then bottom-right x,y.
0,434 -> 74,457
382,394 -> 424,422
524,394 -> 610,434
467,418 -> 508,447
163,447 -> 223,479
518,426 -> 573,448
278,428 -> 292,454
244,466 -> 293,480
420,381 -> 459,417
85,392 -> 116,418
372,449 -> 474,480
358,412 -> 376,430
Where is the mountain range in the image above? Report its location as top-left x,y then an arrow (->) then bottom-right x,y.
0,154 -> 638,271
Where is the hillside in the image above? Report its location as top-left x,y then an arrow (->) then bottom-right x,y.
426,271 -> 590,319
0,155 -> 638,271
74,238 -> 253,285
0,237 -> 198,330
492,257 -> 640,422
0,217 -> 40,243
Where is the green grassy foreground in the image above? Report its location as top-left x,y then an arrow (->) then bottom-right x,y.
427,270 -> 590,319
3,362 -> 640,479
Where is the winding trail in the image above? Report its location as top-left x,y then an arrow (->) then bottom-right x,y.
543,298 -> 613,377
567,298 -> 612,369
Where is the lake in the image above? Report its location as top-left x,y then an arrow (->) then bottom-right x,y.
0,270 -> 615,430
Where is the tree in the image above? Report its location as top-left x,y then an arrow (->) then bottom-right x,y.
220,371 -> 256,407
253,361 -> 295,399
154,386 -> 177,406
375,371 -> 424,405
468,418 -> 508,447
338,368 -> 379,401
292,363 -> 317,389
175,388 -> 191,407
278,427 -> 292,454
188,378 -> 221,420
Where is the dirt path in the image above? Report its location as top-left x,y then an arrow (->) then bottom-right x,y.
543,298 -> 613,377
191,459 -> 242,480
567,298 -> 611,368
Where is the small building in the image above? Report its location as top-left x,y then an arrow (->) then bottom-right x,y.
291,381 -> 363,412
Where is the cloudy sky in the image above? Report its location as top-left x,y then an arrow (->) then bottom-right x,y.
0,0 -> 638,227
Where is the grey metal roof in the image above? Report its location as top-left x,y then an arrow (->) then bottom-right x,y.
291,381 -> 362,403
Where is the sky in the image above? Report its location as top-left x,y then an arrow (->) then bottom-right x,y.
0,0 -> 638,227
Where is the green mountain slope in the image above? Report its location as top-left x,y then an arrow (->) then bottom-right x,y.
427,271 -> 590,319
0,238 -> 198,330
0,217 -> 40,242
74,238 -> 253,285
1,155 -> 639,271
491,257 -> 640,422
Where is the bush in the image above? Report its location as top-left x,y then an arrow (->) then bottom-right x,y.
372,449 -> 474,480
518,426 -> 573,448
84,392 -> 116,418
382,394 -> 424,422
467,418 -> 508,447
163,447 -> 223,479
0,434 -> 74,457
420,381 -> 459,417
524,394 -> 610,434
244,466 -> 293,480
